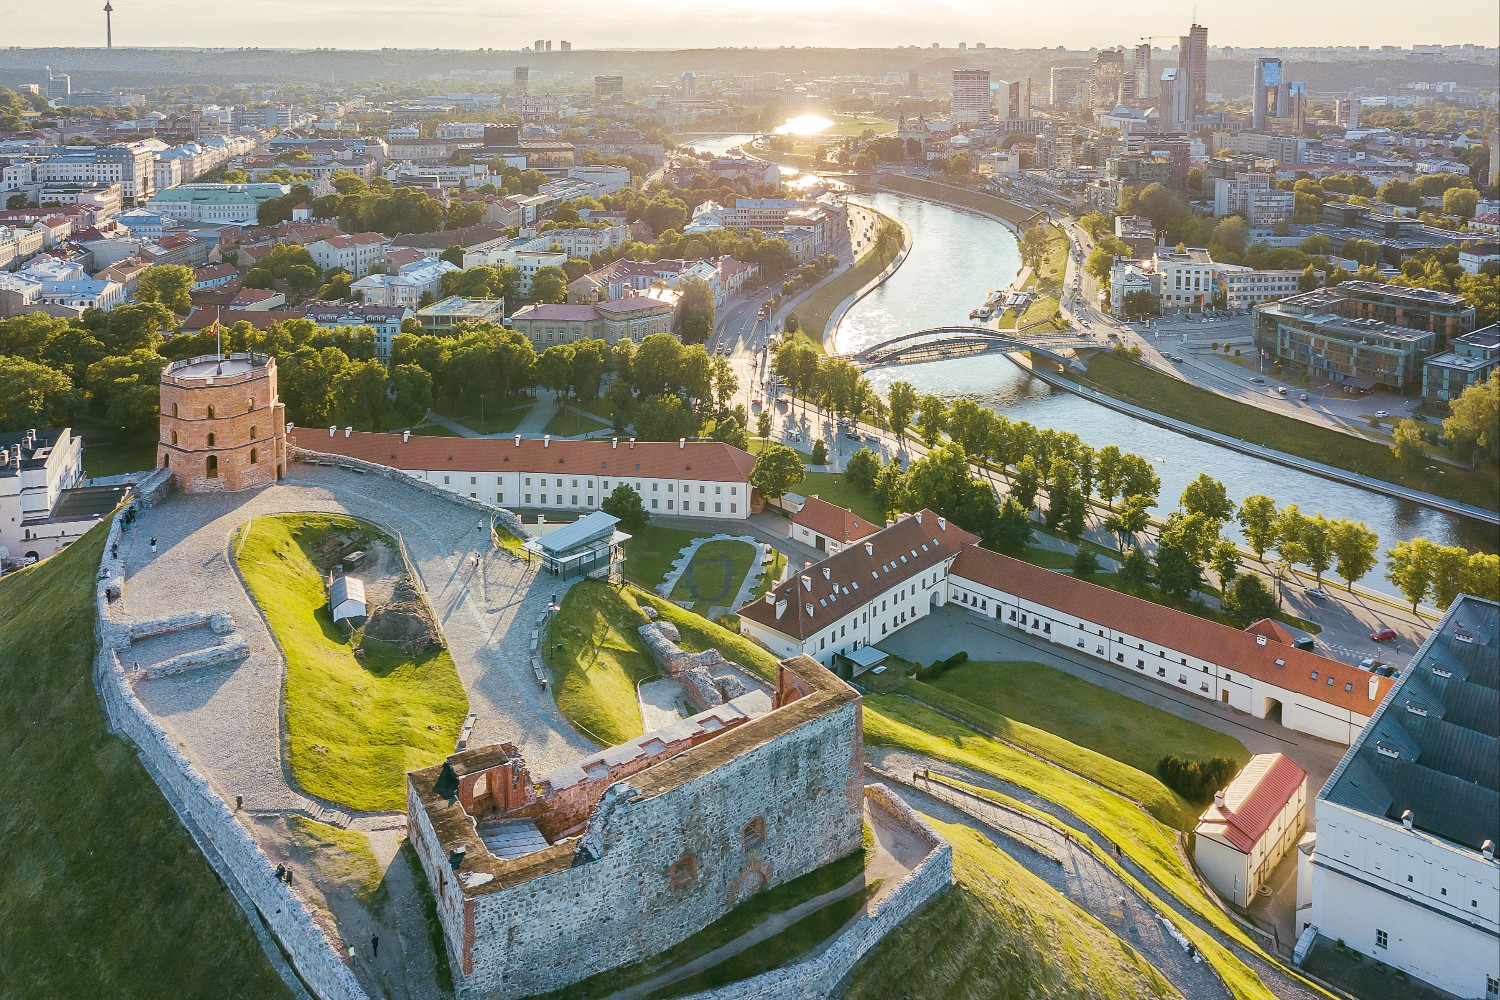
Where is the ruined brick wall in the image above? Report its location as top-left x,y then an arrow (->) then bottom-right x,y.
158,357 -> 287,494
456,697 -> 865,997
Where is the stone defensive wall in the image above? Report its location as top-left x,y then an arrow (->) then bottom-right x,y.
682,782 -> 955,1000
92,498 -> 369,1000
290,442 -> 530,543
406,656 -> 868,998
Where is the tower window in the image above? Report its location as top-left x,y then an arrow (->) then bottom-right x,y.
206,433 -> 216,447
249,448 -> 259,465
206,455 -> 219,478
207,405 -> 215,419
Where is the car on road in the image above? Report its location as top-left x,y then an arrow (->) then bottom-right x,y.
1292,636 -> 1316,652
844,431 -> 861,441
1305,587 -> 1329,600
1299,393 -> 1308,401
1370,626 -> 1398,642
1250,376 -> 1266,384
1373,410 -> 1390,418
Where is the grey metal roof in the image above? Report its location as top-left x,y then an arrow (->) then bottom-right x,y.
532,510 -> 619,556
329,575 -> 366,616
1321,595 -> 1500,851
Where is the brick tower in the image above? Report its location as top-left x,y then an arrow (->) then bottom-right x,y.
158,352 -> 287,493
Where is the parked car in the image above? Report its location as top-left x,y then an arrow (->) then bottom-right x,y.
1358,657 -> 1382,671
1292,636 -> 1316,652
1305,587 -> 1329,600
1370,626 -> 1398,642
1373,409 -> 1390,418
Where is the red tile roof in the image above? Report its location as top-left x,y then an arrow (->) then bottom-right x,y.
791,496 -> 880,545
1244,618 -> 1295,646
949,548 -> 1393,714
1194,753 -> 1307,853
739,511 -> 978,641
293,430 -> 757,486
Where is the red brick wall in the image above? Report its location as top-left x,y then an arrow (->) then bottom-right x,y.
158,360 -> 287,493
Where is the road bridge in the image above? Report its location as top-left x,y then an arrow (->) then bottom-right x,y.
839,326 -> 1101,372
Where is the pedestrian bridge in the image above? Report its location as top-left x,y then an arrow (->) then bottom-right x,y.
840,326 -> 1101,371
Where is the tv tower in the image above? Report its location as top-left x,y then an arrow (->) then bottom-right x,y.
104,2 -> 114,48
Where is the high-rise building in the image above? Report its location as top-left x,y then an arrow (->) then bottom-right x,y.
44,67 -> 70,100
544,40 -> 553,52
950,69 -> 992,126
1335,97 -> 1362,129
1177,23 -> 1208,120
533,39 -> 546,53
908,69 -> 919,96
1090,49 -> 1126,112
1132,44 -> 1153,100
681,71 -> 698,101
998,78 -> 1032,120
1049,66 -> 1091,109
514,66 -> 530,95
1160,67 -> 1187,129
1252,57 -> 1284,130
594,75 -> 624,103
559,40 -> 572,51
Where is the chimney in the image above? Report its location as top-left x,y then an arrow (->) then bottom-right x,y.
402,430 -> 410,443
937,517 -> 946,531
764,592 -> 775,605
885,519 -> 894,528
1483,840 -> 1495,861
629,438 -> 636,449
915,512 -> 923,524
679,438 -> 685,449
1401,809 -> 1413,830
1369,676 -> 1380,701
864,542 -> 874,556
1213,791 -> 1225,809
285,422 -> 294,435
544,435 -> 550,448
329,426 -> 336,437
344,426 -> 353,438
515,435 -> 521,447
612,437 -> 618,449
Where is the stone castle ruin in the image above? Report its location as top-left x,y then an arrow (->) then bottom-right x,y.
407,655 -> 870,997
638,619 -> 751,712
158,352 -> 287,493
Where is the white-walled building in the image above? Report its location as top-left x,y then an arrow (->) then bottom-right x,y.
789,495 -> 881,556
294,431 -> 758,520
740,510 -> 1394,743
351,259 -> 459,309
1194,753 -> 1308,908
1308,595 -> 1499,1000
304,232 -> 390,278
0,427 -> 96,561
145,183 -> 291,225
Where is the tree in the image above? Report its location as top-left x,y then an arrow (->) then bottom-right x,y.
134,265 -> 194,315
1044,458 -> 1082,535
1237,495 -> 1279,560
1390,418 -> 1426,472
1011,455 -> 1041,511
903,444 -> 1003,546
537,344 -> 576,397
749,444 -> 805,501
756,410 -> 772,440
1224,574 -> 1278,625
872,460 -> 908,517
634,392 -> 698,441
1018,224 -> 1049,271
1442,187 -> 1479,219
1273,504 -> 1309,570
676,275 -> 715,344
993,497 -> 1033,553
914,395 -> 947,445
810,438 -> 828,465
1329,519 -> 1379,592
1105,493 -> 1152,548
1429,544 -> 1473,611
1386,538 -> 1436,612
0,356 -> 73,430
887,381 -> 917,443
1180,473 -> 1234,523
1444,371 -> 1499,464
529,266 -> 568,304
1119,546 -> 1152,588
389,363 -> 433,426
1073,549 -> 1100,577
1300,514 -> 1334,586
602,484 -> 649,532
710,415 -> 749,451
439,245 -> 465,267
1465,552 -> 1500,603
1095,445 -> 1124,508
1155,542 -> 1203,601
845,447 -> 881,492
1211,541 -> 1240,588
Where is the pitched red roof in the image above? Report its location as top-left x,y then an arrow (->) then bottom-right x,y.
1244,618 -> 1295,646
948,548 -> 1393,714
294,430 -> 757,486
1194,753 -> 1307,853
791,496 -> 880,545
739,511 -> 978,641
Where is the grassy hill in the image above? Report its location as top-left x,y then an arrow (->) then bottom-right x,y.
0,526 -> 290,999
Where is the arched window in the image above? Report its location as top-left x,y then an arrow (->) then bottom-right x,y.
162,453 -> 170,469
172,402 -> 179,417
171,430 -> 178,445
206,404 -> 215,419
668,851 -> 699,889
249,448 -> 258,465
247,396 -> 255,412
741,816 -> 766,852
250,426 -> 258,440
206,433 -> 216,447
206,455 -> 218,478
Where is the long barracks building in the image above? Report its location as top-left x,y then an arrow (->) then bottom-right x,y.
293,429 -> 759,520
739,509 -> 1394,744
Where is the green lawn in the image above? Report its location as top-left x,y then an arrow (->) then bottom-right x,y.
433,403 -> 531,436
908,660 -> 1248,820
798,470 -> 885,523
233,514 -> 469,812
632,588 -> 782,682
621,523 -> 709,591
794,214 -> 906,348
847,820 -> 1180,1000
542,580 -> 659,745
863,699 -> 1289,1000
1077,352 -> 1499,512
0,526 -> 292,999
669,539 -> 759,613
286,817 -> 382,900
543,408 -> 610,438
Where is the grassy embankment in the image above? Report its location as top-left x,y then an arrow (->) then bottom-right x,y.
542,581 -> 781,745
234,514 -> 469,812
1001,224 -> 1071,331
877,173 -> 1036,226
792,213 -> 906,350
1077,352 -> 1499,513
621,523 -> 711,591
846,821 -> 1181,1000
0,527 -> 292,999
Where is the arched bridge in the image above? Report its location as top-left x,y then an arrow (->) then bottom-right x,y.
840,326 -> 1101,371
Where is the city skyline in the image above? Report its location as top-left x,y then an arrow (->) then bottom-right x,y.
4,0 -> 1498,51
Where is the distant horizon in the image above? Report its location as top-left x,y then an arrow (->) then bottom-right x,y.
5,1 -> 1498,53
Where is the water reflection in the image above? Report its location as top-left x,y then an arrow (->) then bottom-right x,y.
774,114 -> 836,135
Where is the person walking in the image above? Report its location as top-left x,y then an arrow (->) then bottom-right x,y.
149,536 -> 158,553
371,935 -> 379,959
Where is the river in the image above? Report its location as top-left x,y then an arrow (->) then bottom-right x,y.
833,191 -> 1494,597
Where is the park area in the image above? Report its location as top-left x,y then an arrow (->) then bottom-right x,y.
233,513 -> 468,812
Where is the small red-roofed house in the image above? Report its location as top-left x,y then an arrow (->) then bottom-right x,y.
790,496 -> 880,555
1193,753 -> 1308,906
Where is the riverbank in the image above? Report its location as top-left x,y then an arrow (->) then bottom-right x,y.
820,210 -> 913,352
1016,354 -> 1499,524
875,174 -> 1039,229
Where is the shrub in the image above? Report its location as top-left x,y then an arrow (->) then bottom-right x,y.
915,650 -> 968,682
1156,754 -> 1241,803
810,439 -> 828,464
1072,550 -> 1100,576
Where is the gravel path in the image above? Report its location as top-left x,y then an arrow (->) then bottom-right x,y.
121,465 -> 595,821
871,748 -> 1323,1000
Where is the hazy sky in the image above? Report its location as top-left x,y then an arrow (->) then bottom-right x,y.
6,0 -> 1497,50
